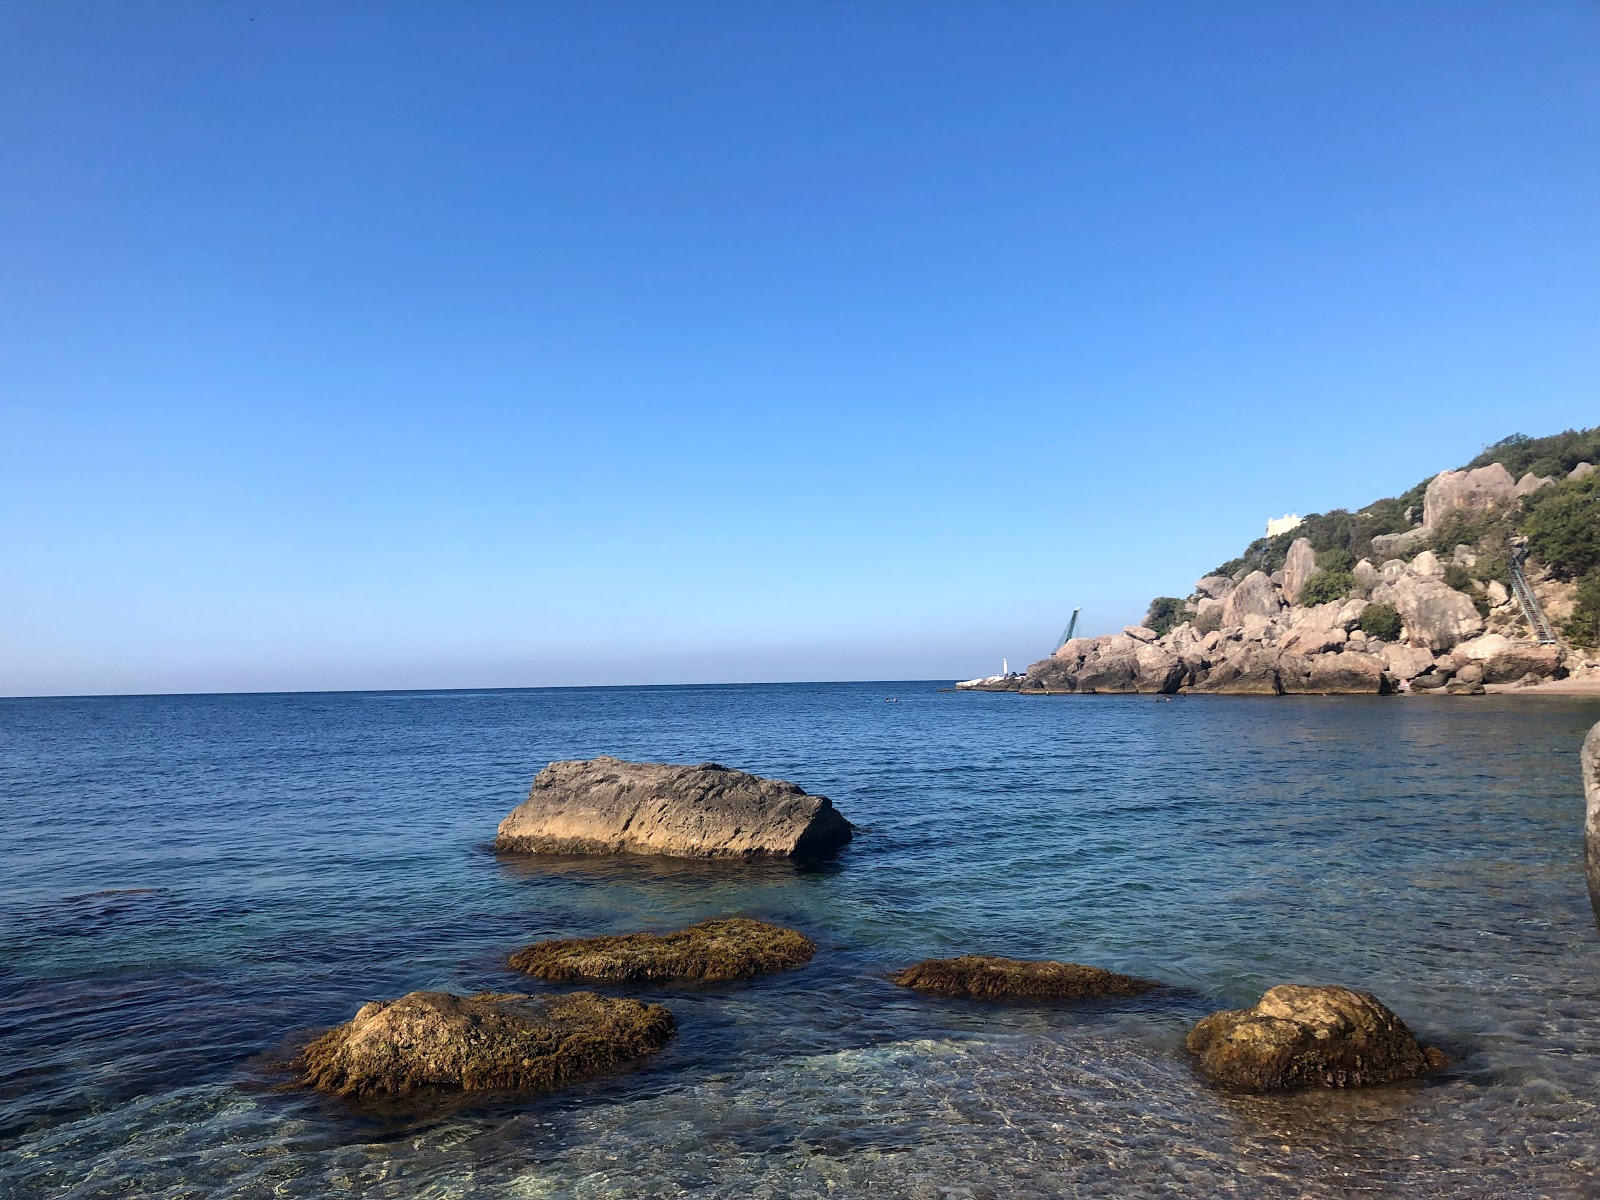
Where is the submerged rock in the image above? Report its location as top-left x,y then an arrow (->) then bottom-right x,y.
496,757 -> 853,859
888,955 -> 1159,1002
1585,723 -> 1600,927
1186,984 -> 1443,1092
509,917 -> 816,983
299,990 -> 674,1098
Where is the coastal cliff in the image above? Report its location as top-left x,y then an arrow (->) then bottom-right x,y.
970,427 -> 1600,696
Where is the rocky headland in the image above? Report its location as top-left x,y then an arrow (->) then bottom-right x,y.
965,428 -> 1600,696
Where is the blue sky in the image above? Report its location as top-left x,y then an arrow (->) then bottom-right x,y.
3,2 -> 1597,695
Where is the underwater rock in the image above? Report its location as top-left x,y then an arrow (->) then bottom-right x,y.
496,756 -> 853,859
888,955 -> 1160,1002
1186,984 -> 1443,1091
299,989 -> 674,1098
1584,722 -> 1600,927
510,917 -> 816,983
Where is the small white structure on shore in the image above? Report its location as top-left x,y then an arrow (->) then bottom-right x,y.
1266,513 -> 1303,537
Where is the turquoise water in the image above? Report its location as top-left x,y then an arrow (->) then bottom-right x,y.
2,683 -> 1598,1197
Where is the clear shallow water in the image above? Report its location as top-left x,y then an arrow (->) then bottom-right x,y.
2,683 -> 1598,1198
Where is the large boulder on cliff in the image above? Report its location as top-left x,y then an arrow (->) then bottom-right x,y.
1422,463 -> 1518,528
1371,574 -> 1485,652
1516,472 -> 1556,498
1133,643 -> 1185,693
1306,651 -> 1388,694
1186,984 -> 1444,1092
888,955 -> 1160,1002
1585,724 -> 1600,927
299,990 -> 675,1098
496,757 -> 853,859
1281,538 -> 1318,605
1280,625 -> 1347,657
1380,642 -> 1437,682
1371,527 -> 1431,558
509,918 -> 815,983
1195,575 -> 1236,600
1192,643 -> 1281,694
1222,571 -> 1282,626
1452,634 -> 1565,684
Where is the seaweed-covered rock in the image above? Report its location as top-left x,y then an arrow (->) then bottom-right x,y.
509,918 -> 815,983
888,955 -> 1159,1002
299,990 -> 674,1098
496,757 -> 853,859
1186,984 -> 1443,1092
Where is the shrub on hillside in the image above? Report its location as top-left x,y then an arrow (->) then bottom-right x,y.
1566,570 -> 1600,650
1143,597 -> 1186,638
1317,547 -> 1356,573
1297,569 -> 1355,607
1193,607 -> 1222,635
1468,428 -> 1600,481
1524,472 -> 1600,580
1359,603 -> 1403,642
1443,563 -> 1473,593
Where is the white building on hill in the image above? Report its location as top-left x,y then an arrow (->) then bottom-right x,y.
1266,513 -> 1303,537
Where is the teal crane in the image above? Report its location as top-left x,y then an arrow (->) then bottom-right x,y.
1053,608 -> 1081,654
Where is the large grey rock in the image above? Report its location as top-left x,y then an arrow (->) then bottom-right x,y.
1371,528 -> 1430,558
1075,647 -> 1140,693
496,757 -> 853,859
1307,652 -> 1387,694
1134,643 -> 1185,694
1371,574 -> 1485,652
1571,462 -> 1595,481
1281,538 -> 1317,606
1195,575 -> 1237,600
1193,643 -> 1281,694
1222,571 -> 1282,627
1353,559 -> 1379,591
1585,724 -> 1600,926
1280,625 -> 1346,657
1453,634 -> 1565,684
1408,550 -> 1446,579
1380,643 -> 1436,681
1422,463 -> 1517,528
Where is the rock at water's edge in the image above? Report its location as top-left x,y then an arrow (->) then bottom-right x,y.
1584,724 -> 1600,927
510,918 -> 816,983
496,757 -> 853,860
299,990 -> 675,1097
888,955 -> 1160,1002
1186,984 -> 1444,1092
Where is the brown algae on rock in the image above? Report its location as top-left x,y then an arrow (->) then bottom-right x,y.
1186,983 -> 1446,1092
509,917 -> 816,983
299,989 -> 675,1098
888,955 -> 1160,1001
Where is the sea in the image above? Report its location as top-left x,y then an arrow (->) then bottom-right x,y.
2,683 -> 1598,1198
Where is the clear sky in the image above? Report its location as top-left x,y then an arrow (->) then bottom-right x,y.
3,2 -> 1597,696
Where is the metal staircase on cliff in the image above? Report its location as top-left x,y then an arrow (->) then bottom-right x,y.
1508,541 -> 1558,645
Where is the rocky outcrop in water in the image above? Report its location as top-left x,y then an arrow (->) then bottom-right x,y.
496,757 -> 853,860
1186,984 -> 1444,1091
509,918 -> 816,983
888,955 -> 1159,1001
299,990 -> 675,1097
1584,723 -> 1600,927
